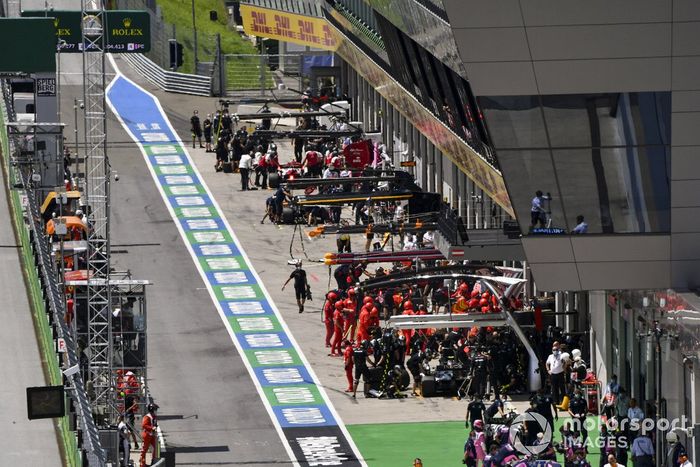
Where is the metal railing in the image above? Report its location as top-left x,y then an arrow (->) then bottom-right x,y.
223,53 -> 303,99
121,54 -> 212,96
331,1 -> 385,51
413,0 -> 449,22
436,202 -> 469,246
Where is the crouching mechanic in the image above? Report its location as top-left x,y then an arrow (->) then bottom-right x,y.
352,340 -> 374,398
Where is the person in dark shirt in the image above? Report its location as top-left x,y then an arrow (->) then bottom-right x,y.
203,114 -> 213,152
571,446 -> 592,467
294,136 -> 305,163
214,136 -> 229,172
466,396 -> 486,428
221,110 -> 233,134
273,186 -> 290,222
334,263 -> 351,290
352,340 -> 373,398
533,388 -> 558,430
568,389 -> 588,442
190,110 -> 204,149
212,110 -> 221,139
485,396 -> 505,422
523,402 -> 541,446
260,104 -> 272,130
282,260 -> 309,313
668,433 -> 687,467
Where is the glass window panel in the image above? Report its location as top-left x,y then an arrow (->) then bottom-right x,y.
479,96 -> 548,149
553,147 -> 670,233
447,70 -> 477,144
540,94 -> 592,148
414,44 -> 441,115
542,92 -> 671,148
497,149 -> 568,234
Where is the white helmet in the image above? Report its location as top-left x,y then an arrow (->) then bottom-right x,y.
666,431 -> 678,444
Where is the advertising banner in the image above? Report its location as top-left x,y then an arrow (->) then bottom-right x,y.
240,4 -> 338,51
21,10 -> 151,53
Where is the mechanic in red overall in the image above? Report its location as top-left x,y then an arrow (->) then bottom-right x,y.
402,301 -> 415,354
369,306 -> 380,328
343,339 -> 354,392
140,403 -> 159,467
302,148 -> 323,177
451,281 -> 469,300
330,301 -> 345,356
323,292 -> 338,347
357,305 -> 371,343
343,289 -> 358,341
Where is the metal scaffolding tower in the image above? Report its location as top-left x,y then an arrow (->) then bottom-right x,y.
81,0 -> 114,423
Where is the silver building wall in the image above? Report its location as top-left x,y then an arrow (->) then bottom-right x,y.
442,0 -> 700,291
441,2 -> 700,460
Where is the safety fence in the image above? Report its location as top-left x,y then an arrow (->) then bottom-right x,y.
223,53 -> 304,99
1,83 -> 105,465
121,53 -> 212,96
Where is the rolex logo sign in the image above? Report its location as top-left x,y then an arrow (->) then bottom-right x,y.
112,16 -> 143,36
54,16 -> 72,37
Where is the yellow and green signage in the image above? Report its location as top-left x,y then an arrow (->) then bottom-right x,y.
21,10 -> 151,53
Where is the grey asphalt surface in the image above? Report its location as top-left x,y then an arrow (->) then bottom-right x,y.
108,56 -> 472,426
0,140 -> 63,465
57,59 -> 293,465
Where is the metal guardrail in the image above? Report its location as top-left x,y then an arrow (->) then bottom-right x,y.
1,81 -> 106,465
121,54 -> 212,96
23,159 -> 107,466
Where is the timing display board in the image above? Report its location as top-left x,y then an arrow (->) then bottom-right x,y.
21,10 -> 150,53
0,18 -> 56,72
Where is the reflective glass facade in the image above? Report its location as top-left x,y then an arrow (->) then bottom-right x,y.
336,0 -> 379,32
325,4 -> 497,167
367,0 -> 461,75
480,92 -> 671,235
375,14 -> 495,165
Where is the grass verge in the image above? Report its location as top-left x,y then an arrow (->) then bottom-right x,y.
347,417 -> 606,467
157,0 -> 258,75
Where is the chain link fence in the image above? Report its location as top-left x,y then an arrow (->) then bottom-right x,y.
223,53 -> 304,99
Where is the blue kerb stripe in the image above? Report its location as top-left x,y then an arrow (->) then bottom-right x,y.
106,75 -> 341,431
